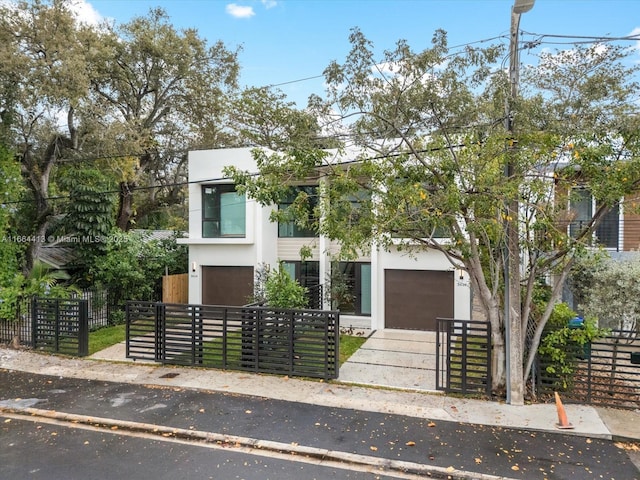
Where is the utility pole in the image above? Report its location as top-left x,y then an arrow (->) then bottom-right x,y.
504,0 -> 535,406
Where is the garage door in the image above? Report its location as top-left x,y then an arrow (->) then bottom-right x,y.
384,269 -> 454,331
202,266 -> 253,306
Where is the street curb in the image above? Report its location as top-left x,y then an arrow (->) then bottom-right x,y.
1,405 -> 521,480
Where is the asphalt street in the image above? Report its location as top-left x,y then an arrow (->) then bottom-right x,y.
1,369 -> 638,480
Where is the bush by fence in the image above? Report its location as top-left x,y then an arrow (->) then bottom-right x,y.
0,289 -> 117,346
535,329 -> 640,409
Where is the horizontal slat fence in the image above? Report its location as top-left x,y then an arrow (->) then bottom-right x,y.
436,318 -> 492,396
0,289 -> 113,347
31,298 -> 89,357
537,330 -> 640,409
126,301 -> 339,380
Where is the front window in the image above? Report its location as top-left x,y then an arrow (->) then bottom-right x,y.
278,186 -> 318,238
202,184 -> 246,238
331,262 -> 371,316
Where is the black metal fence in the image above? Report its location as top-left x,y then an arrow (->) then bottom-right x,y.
126,301 -> 340,380
535,330 -> 640,409
31,298 -> 89,356
436,318 -> 492,396
0,289 -> 115,346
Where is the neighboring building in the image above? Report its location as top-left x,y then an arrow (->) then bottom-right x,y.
561,186 -> 640,257
179,147 -> 472,331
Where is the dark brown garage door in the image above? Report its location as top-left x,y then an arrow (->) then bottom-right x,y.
202,266 -> 253,306
385,269 -> 454,331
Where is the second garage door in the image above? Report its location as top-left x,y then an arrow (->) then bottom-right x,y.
384,269 -> 454,331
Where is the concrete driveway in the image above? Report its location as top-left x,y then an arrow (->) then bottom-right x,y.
338,330 -> 439,392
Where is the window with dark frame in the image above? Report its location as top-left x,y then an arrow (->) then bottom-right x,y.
333,262 -> 371,316
278,186 -> 319,238
202,184 -> 246,238
569,187 -> 620,249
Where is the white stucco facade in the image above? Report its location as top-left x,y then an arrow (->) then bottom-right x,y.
180,147 -> 471,330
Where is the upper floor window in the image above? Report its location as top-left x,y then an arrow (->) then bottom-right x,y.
569,188 -> 619,249
278,186 -> 318,238
202,184 -> 245,238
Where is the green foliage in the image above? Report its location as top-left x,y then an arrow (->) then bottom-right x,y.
0,1 -> 239,265
263,262 -> 308,309
89,231 -> 187,309
538,314 -> 609,389
231,87 -> 336,150
579,254 -> 640,333
0,144 -> 23,286
339,335 -> 367,365
89,324 -> 126,355
227,29 -> 640,395
0,261 -> 77,322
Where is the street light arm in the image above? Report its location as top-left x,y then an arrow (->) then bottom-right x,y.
513,0 -> 535,14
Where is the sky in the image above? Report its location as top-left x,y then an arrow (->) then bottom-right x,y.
74,0 -> 640,106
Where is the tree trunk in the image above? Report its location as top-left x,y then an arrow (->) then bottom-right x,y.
116,181 -> 136,231
24,219 -> 49,275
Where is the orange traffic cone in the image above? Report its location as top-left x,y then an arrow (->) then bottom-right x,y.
554,392 -> 574,429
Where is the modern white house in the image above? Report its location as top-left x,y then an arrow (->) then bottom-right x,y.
179,147 -> 472,331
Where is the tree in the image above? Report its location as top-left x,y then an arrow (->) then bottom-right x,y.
89,8 -> 241,230
0,145 -> 23,287
56,165 -> 117,281
579,254 -> 640,334
0,0 -> 101,273
226,28 -> 640,401
90,230 -> 187,317
231,87 -> 338,150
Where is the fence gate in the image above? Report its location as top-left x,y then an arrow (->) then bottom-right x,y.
436,318 -> 492,396
31,297 -> 89,356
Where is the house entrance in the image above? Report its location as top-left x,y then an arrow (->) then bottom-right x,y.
384,269 -> 454,331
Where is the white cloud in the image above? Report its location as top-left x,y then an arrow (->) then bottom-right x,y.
262,0 -> 278,8
68,0 -> 103,26
226,3 -> 255,19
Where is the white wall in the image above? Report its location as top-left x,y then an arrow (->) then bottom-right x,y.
182,147 -> 471,327
368,245 -> 471,330
181,148 -> 279,304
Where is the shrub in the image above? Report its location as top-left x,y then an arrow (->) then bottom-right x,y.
263,262 -> 308,309
538,311 -> 609,389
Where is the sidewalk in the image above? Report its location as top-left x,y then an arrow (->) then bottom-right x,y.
1,344 -> 638,444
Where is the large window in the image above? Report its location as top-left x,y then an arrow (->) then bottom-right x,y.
278,186 -> 318,238
569,188 -> 619,249
332,262 -> 371,316
202,184 -> 246,238
282,261 -> 321,308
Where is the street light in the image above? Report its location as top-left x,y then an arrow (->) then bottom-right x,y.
504,0 -> 535,406
513,0 -> 535,14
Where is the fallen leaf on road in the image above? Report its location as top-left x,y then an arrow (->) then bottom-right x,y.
370,446 -> 378,451
427,421 -> 436,427
405,441 -> 416,446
